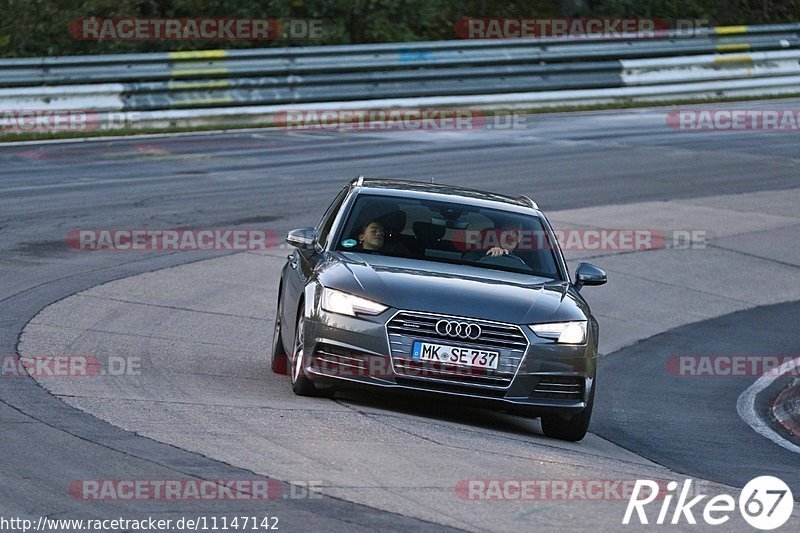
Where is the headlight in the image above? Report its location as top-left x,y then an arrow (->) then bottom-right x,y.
529,321 -> 587,344
321,287 -> 388,317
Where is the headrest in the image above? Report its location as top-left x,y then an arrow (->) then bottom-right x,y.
413,221 -> 446,242
356,209 -> 406,235
378,210 -> 406,233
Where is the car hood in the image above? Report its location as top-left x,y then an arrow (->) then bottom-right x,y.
316,252 -> 588,324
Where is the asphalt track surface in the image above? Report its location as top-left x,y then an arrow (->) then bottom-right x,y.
593,300 -> 800,490
2,101 -> 799,530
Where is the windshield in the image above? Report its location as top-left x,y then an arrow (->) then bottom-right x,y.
334,194 -> 562,279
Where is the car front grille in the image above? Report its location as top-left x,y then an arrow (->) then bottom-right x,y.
386,311 -> 528,388
394,377 -> 508,397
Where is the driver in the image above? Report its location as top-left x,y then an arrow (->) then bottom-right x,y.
356,219 -> 410,255
358,220 -> 385,251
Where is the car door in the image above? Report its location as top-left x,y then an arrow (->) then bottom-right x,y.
282,185 -> 350,344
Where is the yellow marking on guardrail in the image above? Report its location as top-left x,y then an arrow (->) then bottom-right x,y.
168,80 -> 230,90
174,97 -> 235,106
169,50 -> 227,60
714,26 -> 749,35
714,54 -> 754,63
716,43 -> 750,52
171,69 -> 228,77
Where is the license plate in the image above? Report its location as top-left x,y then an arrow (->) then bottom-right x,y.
412,341 -> 499,370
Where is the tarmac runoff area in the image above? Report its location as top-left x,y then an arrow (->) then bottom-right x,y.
18,187 -> 800,532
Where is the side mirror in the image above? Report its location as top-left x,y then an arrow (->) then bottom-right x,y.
574,262 -> 607,291
286,227 -> 317,250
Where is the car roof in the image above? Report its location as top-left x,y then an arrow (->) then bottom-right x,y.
351,178 -> 540,214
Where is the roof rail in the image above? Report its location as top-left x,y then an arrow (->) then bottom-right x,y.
355,175 -> 364,187
518,195 -> 538,209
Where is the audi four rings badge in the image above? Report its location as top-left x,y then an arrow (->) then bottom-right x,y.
435,320 -> 482,340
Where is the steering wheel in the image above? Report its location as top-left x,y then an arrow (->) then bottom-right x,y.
478,252 -> 529,269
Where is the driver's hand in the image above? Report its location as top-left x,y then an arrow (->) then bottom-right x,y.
486,247 -> 509,257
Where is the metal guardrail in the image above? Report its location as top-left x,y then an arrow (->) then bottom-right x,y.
1,23 -> 799,131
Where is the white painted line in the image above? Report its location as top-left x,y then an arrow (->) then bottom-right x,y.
736,356 -> 800,455
0,126 -> 277,147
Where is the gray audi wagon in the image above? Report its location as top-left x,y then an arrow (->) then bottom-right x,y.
272,177 -> 606,441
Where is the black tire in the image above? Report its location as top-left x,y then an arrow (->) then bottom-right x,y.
271,288 -> 288,375
290,309 -> 332,397
541,382 -> 595,442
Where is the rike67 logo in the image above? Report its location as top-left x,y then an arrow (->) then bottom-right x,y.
624,476 -> 794,530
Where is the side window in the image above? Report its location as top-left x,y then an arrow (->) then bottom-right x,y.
316,186 -> 349,248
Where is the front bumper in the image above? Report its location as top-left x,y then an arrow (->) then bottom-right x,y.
302,307 -> 596,416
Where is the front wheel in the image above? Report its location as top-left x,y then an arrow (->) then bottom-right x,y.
290,312 -> 331,397
540,381 -> 595,442
270,291 -> 288,375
